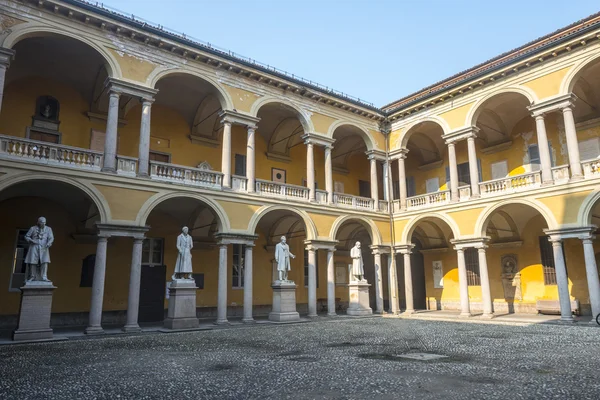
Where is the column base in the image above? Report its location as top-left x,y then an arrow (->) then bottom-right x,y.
122,324 -> 141,333
308,314 -> 318,319
242,318 -> 256,324
101,167 -> 117,173
470,193 -> 480,199
136,172 -> 149,178
480,313 -> 495,319
588,319 -> 599,326
84,326 -> 105,335
569,174 -> 584,182
214,319 -> 229,325
558,316 -> 576,324
541,180 -> 554,187
327,312 -> 338,317
403,309 -> 415,315
458,312 -> 473,319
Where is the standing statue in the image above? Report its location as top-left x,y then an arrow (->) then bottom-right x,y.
172,226 -> 193,280
350,241 -> 365,282
24,217 -> 54,282
275,236 -> 295,282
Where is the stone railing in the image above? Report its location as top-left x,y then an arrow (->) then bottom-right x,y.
378,200 -> 389,212
231,175 -> 248,192
0,135 -> 103,170
582,158 -> 600,178
458,185 -> 471,201
333,193 -> 374,210
116,156 -> 138,177
315,189 -> 328,204
479,171 -> 542,197
255,179 -> 309,201
150,161 -> 223,189
551,165 -> 570,183
406,190 -> 450,209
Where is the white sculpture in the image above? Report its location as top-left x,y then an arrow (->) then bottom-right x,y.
172,226 -> 193,280
350,241 -> 365,282
274,236 -> 295,282
24,217 -> 54,282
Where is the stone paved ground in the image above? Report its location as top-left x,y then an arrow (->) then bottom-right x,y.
1,318 -> 599,400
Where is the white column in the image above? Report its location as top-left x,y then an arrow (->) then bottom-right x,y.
477,246 -> 493,318
326,249 -> 336,316
85,236 -> 109,334
307,248 -> 317,317
242,244 -> 254,323
398,154 -> 408,210
562,105 -> 583,180
467,136 -> 480,198
582,237 -> 600,322
137,99 -> 153,177
382,160 -> 389,201
324,145 -> 334,204
246,126 -> 256,193
0,64 -> 6,115
403,251 -> 414,314
306,142 -> 316,201
216,244 -> 229,324
447,142 -> 459,201
221,121 -> 232,188
369,156 -> 379,209
102,92 -> 120,172
372,250 -> 384,314
0,49 -> 14,116
550,238 -> 573,322
456,248 -> 471,317
534,115 -> 553,184
388,254 -> 400,314
123,238 -> 144,332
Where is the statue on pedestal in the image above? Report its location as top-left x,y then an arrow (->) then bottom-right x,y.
172,226 -> 193,280
350,241 -> 365,282
24,217 -> 54,282
274,236 -> 295,282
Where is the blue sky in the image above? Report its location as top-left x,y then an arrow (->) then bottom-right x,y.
99,0 -> 600,107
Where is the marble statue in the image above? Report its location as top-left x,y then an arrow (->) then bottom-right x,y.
172,226 -> 193,280
350,241 -> 365,282
24,217 -> 54,282
274,236 -> 295,282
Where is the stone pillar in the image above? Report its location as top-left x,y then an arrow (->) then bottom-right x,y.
582,236 -> 600,322
562,105 -> 583,180
382,160 -> 389,201
86,236 -> 109,334
398,153 -> 408,209
326,249 -> 336,316
369,156 -> 379,208
137,99 -> 153,177
403,251 -> 415,314
216,244 -> 228,324
456,248 -> 471,317
372,249 -> 384,314
324,145 -> 334,204
123,238 -> 144,332
306,142 -> 316,202
549,238 -> 574,322
467,136 -> 480,198
447,142 -> 459,201
477,246 -> 493,318
246,126 -> 256,193
534,115 -> 553,184
388,254 -> 400,314
102,92 -> 120,173
242,244 -> 254,323
0,48 -> 15,116
307,248 -> 317,317
0,64 -> 6,115
221,121 -> 232,188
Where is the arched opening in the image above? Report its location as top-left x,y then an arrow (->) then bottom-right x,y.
0,179 -> 103,330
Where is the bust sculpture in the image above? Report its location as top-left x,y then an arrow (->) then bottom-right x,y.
24,217 -> 54,282
274,236 -> 295,282
350,241 -> 365,282
172,226 -> 193,280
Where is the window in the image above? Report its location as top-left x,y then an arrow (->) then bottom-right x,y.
80,254 -> 96,287
9,229 -> 29,291
538,236 -> 566,285
232,244 -> 245,288
464,248 -> 481,286
358,180 -> 370,198
303,249 -> 319,288
149,151 -> 170,163
425,177 -> 439,193
528,142 -> 554,170
234,154 -> 246,176
578,137 -> 600,161
457,162 -> 471,185
491,160 -> 508,180
393,180 -> 400,199
142,238 -> 164,267
406,176 -> 416,197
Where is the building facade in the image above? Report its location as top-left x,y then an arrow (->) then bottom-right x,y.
0,0 -> 599,332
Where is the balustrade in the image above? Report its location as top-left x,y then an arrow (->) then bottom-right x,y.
150,161 -> 223,188
406,190 -> 450,209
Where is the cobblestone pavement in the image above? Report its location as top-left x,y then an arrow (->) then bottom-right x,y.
1,318 -> 599,400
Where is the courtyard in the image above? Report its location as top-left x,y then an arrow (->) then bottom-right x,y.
0,318 -> 599,399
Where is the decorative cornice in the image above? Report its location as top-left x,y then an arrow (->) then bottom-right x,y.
370,244 -> 391,254
366,150 -> 386,161
219,110 -> 260,127
301,133 -> 335,147
388,148 -> 409,160
96,223 -> 149,239
215,232 -> 258,245
394,244 -> 414,254
443,126 -> 479,145
450,236 -> 490,250
304,239 -> 338,250
528,93 -> 577,117
105,77 -> 158,101
544,226 -> 597,240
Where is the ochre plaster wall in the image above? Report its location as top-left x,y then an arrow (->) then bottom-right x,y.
522,66 -> 573,100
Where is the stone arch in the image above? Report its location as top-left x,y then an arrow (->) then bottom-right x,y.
250,97 -> 314,133
328,120 -> 376,151
475,198 -> 558,238
466,86 -> 537,127
577,189 -> 600,226
399,116 -> 450,149
0,173 -> 110,223
3,23 -> 121,79
248,205 -> 317,240
147,67 -> 234,111
561,52 -> 600,95
136,192 -> 230,232
329,215 -> 383,246
401,213 -> 460,245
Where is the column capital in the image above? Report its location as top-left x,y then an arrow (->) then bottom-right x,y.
303,239 -> 338,251
544,226 -> 597,241
0,48 -> 15,67
301,132 -> 335,147
214,232 -> 258,246
442,126 -> 479,145
219,109 -> 261,127
394,244 -> 414,255
389,148 -> 408,160
95,223 -> 149,239
370,245 -> 391,255
366,150 -> 386,161
104,77 -> 157,102
528,93 -> 577,117
450,237 -> 490,250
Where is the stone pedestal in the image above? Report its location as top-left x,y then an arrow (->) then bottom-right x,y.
13,281 -> 56,341
269,281 -> 300,322
347,281 -> 372,316
163,279 -> 199,330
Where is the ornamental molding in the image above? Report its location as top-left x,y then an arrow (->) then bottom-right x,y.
214,232 -> 258,245
443,126 -> 479,145
301,133 -> 335,147
450,236 -> 490,250
96,223 -> 149,239
544,226 -> 597,240
304,239 -> 338,251
394,244 -> 414,254
528,93 -> 577,117
219,110 -> 260,127
105,77 -> 158,101
388,148 -> 408,160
